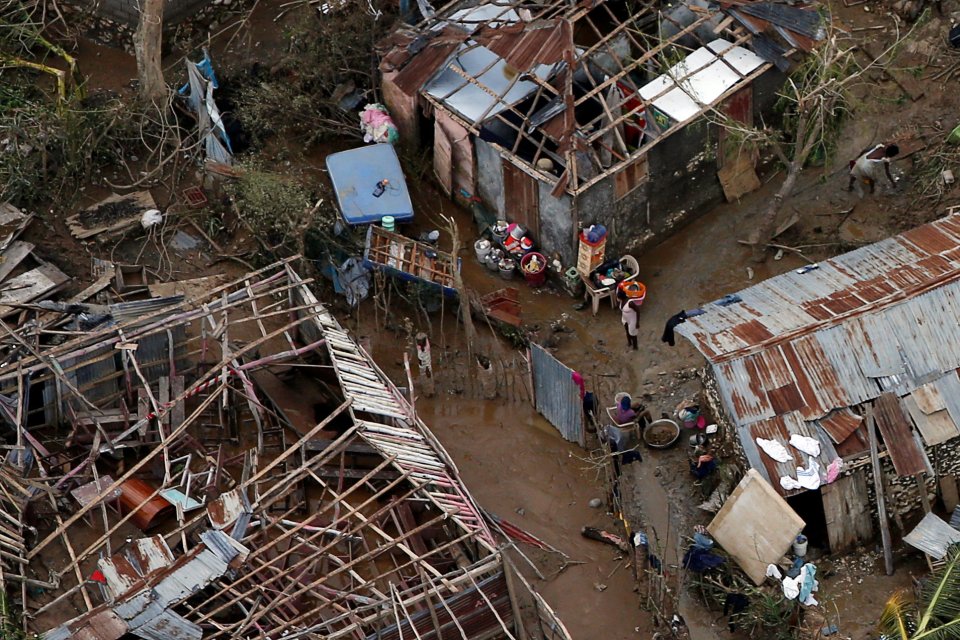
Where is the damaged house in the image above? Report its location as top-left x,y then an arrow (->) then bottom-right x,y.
0,260 -> 571,640
378,0 -> 823,262
677,209 -> 960,558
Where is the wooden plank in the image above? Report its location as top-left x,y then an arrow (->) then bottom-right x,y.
0,241 -> 34,283
0,262 -> 70,317
868,409 -> 894,575
66,191 -> 156,239
170,376 -> 185,429
940,475 -> 959,513
0,203 -> 32,253
821,470 -> 873,553
434,120 -> 453,196
503,160 -> 540,237
874,392 -> 928,476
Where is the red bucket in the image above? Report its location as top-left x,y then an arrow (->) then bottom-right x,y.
520,252 -> 547,287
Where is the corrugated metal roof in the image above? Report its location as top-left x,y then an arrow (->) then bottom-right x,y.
874,392 -> 929,477
473,19 -> 569,69
742,412 -> 838,496
682,213 -> 960,488
816,408 -> 862,444
46,531 -> 249,640
392,27 -> 466,95
903,512 -> 960,559
130,536 -> 175,574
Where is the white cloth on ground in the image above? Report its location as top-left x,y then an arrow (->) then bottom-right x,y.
766,564 -> 783,580
782,575 -> 801,600
757,438 -> 792,463
789,434 -> 821,457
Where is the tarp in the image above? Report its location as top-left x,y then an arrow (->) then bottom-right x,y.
183,53 -> 233,165
325,144 -> 414,225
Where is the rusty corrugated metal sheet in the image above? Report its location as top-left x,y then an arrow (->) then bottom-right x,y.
44,531 -> 248,640
873,392 -> 929,476
393,29 -> 466,95
743,413 -> 838,496
677,214 -> 960,359
473,19 -> 568,69
817,408 -> 863,444
678,213 -> 960,485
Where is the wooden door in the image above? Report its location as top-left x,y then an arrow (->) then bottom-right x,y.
502,160 -> 540,237
717,86 -> 754,169
821,470 -> 874,553
434,120 -> 453,196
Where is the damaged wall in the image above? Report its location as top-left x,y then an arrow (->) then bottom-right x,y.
382,71 -> 420,143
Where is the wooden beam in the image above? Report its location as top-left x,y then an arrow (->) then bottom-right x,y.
867,408 -> 894,575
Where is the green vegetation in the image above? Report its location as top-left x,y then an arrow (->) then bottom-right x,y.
879,543 -> 960,640
231,3 -> 394,149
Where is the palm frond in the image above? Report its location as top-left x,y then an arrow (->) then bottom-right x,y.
916,543 -> 960,634
912,616 -> 960,640
879,589 -> 914,640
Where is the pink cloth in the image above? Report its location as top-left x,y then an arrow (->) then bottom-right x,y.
571,371 -> 585,399
824,458 -> 843,484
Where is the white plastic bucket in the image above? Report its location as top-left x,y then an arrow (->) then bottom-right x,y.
793,534 -> 808,557
475,239 -> 492,263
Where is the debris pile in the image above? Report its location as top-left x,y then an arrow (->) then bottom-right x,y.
0,258 -> 570,640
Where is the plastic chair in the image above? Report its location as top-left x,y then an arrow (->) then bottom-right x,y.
581,255 -> 641,315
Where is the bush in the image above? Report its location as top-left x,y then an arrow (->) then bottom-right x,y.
231,3 -> 396,148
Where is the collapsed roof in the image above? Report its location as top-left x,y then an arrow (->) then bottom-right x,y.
0,260 -> 570,639
380,0 -> 823,195
677,209 -> 960,495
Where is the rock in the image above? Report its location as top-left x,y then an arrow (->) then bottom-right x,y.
589,498 -> 602,508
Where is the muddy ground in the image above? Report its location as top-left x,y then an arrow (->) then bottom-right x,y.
19,0 -> 960,638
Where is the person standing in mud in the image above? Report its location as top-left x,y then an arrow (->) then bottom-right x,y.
617,287 -> 640,350
847,143 -> 899,196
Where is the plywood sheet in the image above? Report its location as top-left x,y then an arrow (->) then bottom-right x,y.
502,159 -> 540,237
708,469 -> 805,584
903,395 -> 958,447
718,151 -> 761,202
822,470 -> 873,553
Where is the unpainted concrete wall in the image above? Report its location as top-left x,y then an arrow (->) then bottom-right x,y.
645,118 -> 722,244
573,163 -> 652,262
475,139 -> 505,217
538,180 -> 575,264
